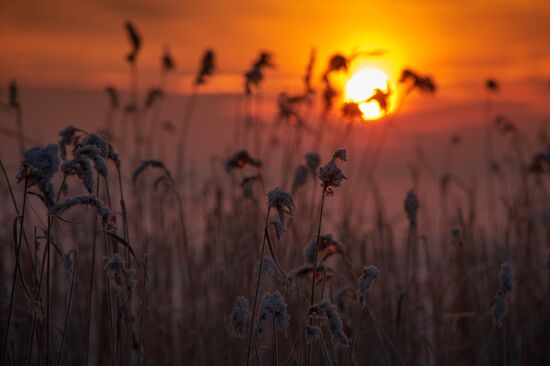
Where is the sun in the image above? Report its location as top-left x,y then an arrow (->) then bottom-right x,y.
345,67 -> 392,120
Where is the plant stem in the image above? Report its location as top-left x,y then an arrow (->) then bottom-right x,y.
245,208 -> 271,366
306,187 -> 327,366
56,251 -> 77,366
348,306 -> 364,366
1,180 -> 27,366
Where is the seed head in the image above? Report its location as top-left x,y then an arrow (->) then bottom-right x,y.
308,300 -> 349,347
18,144 -> 60,207
225,150 -> 262,173
305,325 -> 321,344
229,296 -> 251,338
357,266 -> 379,306
257,291 -> 290,338
319,149 -> 347,191
404,190 -> 419,227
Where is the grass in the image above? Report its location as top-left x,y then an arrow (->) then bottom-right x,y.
0,23 -> 549,366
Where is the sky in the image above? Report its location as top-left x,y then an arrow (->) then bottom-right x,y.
1,0 -> 549,97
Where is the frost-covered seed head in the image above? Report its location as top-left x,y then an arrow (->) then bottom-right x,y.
305,325 -> 321,344
319,150 -> 347,190
499,262 -> 512,294
357,266 -> 380,306
491,262 -> 513,326
404,190 -> 419,227
105,253 -> 125,275
18,144 -> 60,207
225,150 -> 262,173
257,291 -> 290,338
308,300 -> 349,347
52,195 -> 111,223
229,296 -> 251,338
292,165 -> 308,192
267,187 -> 294,237
304,234 -> 344,264
305,152 -> 320,174
333,149 -> 347,162
492,290 -> 508,326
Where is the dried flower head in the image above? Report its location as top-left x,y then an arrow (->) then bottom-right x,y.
365,86 -> 391,114
124,21 -> 142,64
225,150 -> 262,173
486,79 -> 499,92
244,51 -> 274,94
292,165 -> 309,193
323,54 -> 349,82
267,187 -> 294,236
319,149 -> 347,191
18,144 -> 60,207
404,190 -> 419,227
257,291 -> 290,338
241,174 -> 262,206
305,152 -> 320,174
162,46 -> 175,73
305,325 -> 321,344
491,262 -> 513,326
51,195 -> 111,223
341,102 -> 363,121
105,253 -> 125,275
277,93 -> 308,126
308,300 -> 349,346
145,88 -> 164,109
196,49 -> 215,86
356,266 -> 379,306
399,69 -> 436,94
230,296 -> 251,338
304,234 -> 345,264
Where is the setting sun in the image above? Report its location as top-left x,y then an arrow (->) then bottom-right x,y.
345,67 -> 392,120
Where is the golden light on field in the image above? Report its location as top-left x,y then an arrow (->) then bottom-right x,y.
345,67 -> 392,120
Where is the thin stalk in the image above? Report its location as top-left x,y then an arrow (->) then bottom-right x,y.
273,318 -> 279,366
84,179 -> 100,366
1,179 -> 27,366
137,256 -> 149,366
282,333 -> 300,366
56,251 -> 77,366
245,208 -> 271,366
176,84 -> 199,181
306,187 -> 327,366
366,304 -> 406,366
46,215 -> 52,366
347,306 -> 363,366
365,304 -> 391,366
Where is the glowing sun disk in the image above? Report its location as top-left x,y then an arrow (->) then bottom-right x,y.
345,68 -> 391,120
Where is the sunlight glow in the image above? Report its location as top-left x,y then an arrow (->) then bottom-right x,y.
345,67 -> 392,120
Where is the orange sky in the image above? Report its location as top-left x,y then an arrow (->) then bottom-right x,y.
1,0 -> 549,100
